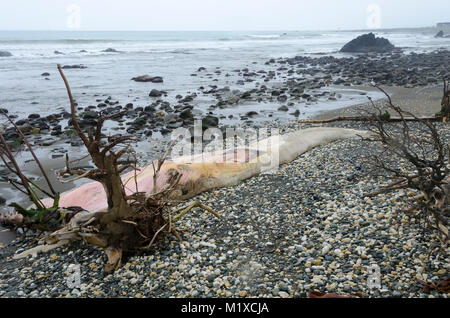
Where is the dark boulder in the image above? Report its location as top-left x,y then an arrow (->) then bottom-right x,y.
150,76 -> 163,83
131,75 -> 164,83
0,51 -> 12,57
41,72 -> 50,76
15,119 -> 28,125
202,115 -> 219,130
340,33 -> 395,53
435,30 -> 444,38
434,30 -> 450,38
179,108 -> 193,120
82,111 -> 99,119
149,89 -> 163,97
102,48 -> 120,53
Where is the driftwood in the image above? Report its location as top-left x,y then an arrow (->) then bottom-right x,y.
309,291 -> 363,298
300,81 -> 450,124
418,277 -> 450,294
299,116 -> 442,124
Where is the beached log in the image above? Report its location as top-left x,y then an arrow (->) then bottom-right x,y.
298,116 -> 442,124
301,81 -> 450,124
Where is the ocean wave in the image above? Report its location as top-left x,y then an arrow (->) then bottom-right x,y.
0,39 -> 124,44
247,34 -> 282,39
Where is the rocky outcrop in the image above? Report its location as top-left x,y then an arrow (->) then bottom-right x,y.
340,33 -> 395,53
435,30 -> 450,38
102,48 -> 120,53
435,30 -> 445,38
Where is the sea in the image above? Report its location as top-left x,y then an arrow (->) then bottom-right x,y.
0,28 -> 449,123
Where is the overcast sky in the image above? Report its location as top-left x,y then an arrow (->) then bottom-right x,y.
0,0 -> 449,31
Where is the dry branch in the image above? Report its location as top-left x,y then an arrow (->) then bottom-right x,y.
361,85 -> 449,249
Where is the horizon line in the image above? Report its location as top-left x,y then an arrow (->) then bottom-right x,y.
0,25 -> 438,33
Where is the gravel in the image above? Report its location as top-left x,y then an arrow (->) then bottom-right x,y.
0,120 -> 448,298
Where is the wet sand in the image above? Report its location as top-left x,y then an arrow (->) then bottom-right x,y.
312,84 -> 444,119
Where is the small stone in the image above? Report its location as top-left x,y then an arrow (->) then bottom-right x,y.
279,291 -> 289,298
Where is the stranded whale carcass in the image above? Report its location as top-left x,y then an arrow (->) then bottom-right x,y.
37,127 -> 369,213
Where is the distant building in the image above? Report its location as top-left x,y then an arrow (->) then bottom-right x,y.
436,22 -> 450,32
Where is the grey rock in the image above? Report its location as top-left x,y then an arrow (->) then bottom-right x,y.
149,89 -> 163,97
131,75 -> 164,83
102,48 -> 120,53
0,51 -> 12,57
435,30 -> 444,38
202,115 -> 219,130
340,33 -> 395,53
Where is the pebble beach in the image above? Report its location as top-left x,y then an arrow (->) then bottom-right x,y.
0,29 -> 449,299
0,119 -> 448,298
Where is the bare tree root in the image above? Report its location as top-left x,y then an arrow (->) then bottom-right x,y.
361,85 -> 449,250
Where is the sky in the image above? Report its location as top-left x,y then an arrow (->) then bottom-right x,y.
0,0 -> 449,31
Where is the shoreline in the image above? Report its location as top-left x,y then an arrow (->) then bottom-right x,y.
312,85 -> 443,120
0,47 -> 449,297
